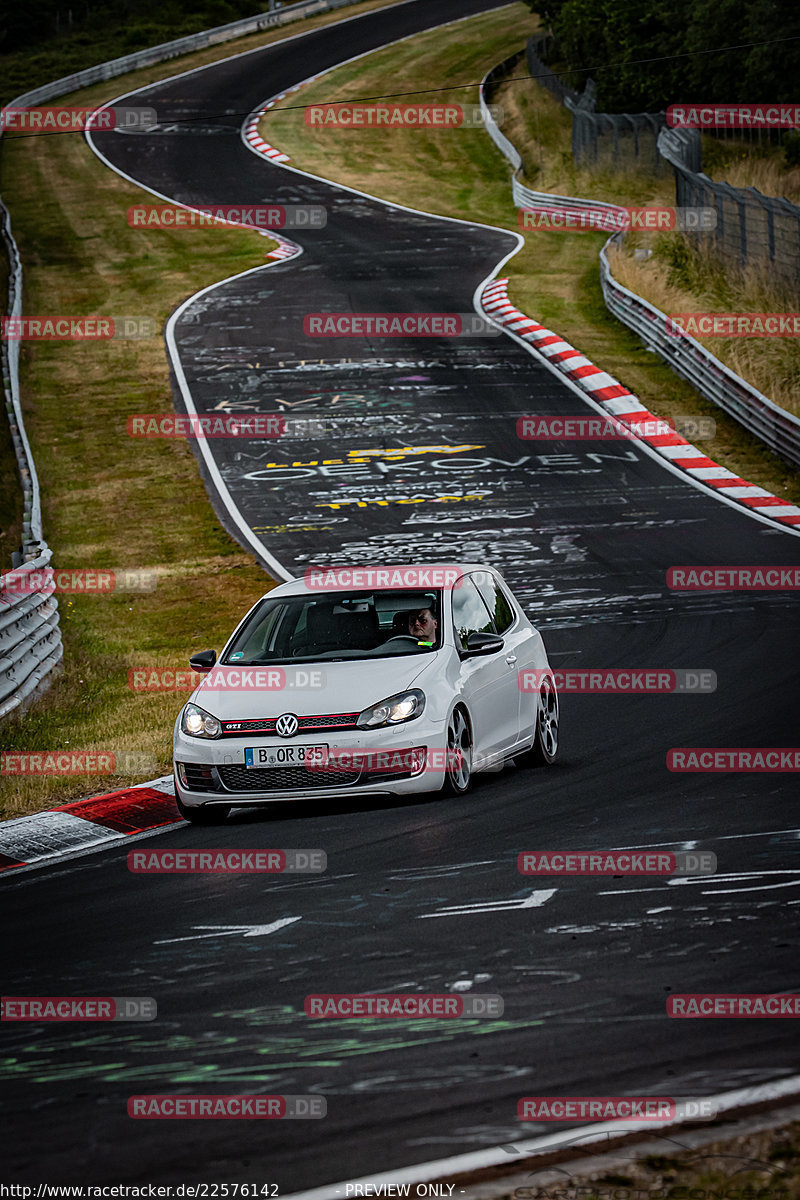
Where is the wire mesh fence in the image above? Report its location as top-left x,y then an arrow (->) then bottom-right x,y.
659,128 -> 800,301
525,35 -> 580,107
526,37 -> 668,175
525,36 -> 800,295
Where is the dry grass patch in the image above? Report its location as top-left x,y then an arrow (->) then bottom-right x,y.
700,134 -> 800,204
499,71 -> 675,207
609,237 -> 800,418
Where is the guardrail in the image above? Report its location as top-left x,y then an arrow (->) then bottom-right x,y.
0,200 -> 63,721
480,56 -> 800,471
1,0 -> 371,721
479,56 -> 626,220
479,50 -> 524,171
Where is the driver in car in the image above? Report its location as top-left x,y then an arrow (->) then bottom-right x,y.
407,606 -> 438,646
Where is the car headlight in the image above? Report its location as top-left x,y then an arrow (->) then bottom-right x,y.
356,689 -> 425,729
181,702 -> 221,739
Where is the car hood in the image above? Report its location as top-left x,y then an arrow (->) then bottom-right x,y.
190,653 -> 441,719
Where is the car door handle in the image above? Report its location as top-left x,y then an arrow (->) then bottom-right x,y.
506,654 -> 517,665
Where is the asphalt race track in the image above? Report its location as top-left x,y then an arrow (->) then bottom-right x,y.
3,0 -> 800,1189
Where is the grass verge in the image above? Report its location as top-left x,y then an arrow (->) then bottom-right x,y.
0,0 -> 406,820
492,1118 -> 800,1200
608,238 -> 800,418
260,16 -> 800,506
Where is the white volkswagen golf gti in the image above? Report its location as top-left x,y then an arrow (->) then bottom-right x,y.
173,564 -> 559,823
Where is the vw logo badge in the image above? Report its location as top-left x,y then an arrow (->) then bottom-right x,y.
276,713 -> 299,738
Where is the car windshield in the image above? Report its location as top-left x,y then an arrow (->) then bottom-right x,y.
223,590 -> 443,664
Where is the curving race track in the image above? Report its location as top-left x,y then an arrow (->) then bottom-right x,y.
3,0 -> 800,1190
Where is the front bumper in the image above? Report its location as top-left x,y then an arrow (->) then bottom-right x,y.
173,721 -> 448,807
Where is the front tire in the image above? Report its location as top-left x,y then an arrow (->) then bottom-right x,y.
517,673 -> 559,767
175,788 -> 231,825
442,706 -> 473,794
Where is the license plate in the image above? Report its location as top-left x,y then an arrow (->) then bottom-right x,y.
244,744 -> 328,768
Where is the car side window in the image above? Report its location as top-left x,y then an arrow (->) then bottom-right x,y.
451,576 -> 495,651
474,574 -> 515,634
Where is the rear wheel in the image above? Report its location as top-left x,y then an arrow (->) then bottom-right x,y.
443,706 -> 472,794
175,789 -> 231,825
517,674 -> 559,766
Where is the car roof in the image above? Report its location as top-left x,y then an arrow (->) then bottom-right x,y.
260,564 -> 501,601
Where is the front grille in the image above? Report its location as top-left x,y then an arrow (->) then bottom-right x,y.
220,712 -> 359,737
299,714 -> 359,729
218,764 -> 361,792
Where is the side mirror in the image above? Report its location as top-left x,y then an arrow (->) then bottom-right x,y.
189,649 -> 217,673
465,631 -> 504,656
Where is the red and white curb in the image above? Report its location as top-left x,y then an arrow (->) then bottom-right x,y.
243,109 -> 291,163
241,88 -> 309,262
265,241 -> 299,260
481,278 -> 800,529
243,74 -> 320,165
0,777 -> 179,874
242,71 -> 327,170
